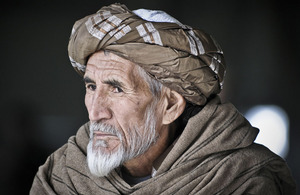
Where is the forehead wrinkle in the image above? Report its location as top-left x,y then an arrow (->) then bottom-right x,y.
86,51 -> 151,93
86,62 -> 128,73
85,61 -> 139,91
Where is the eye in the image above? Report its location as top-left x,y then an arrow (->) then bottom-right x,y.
113,86 -> 123,93
86,84 -> 96,91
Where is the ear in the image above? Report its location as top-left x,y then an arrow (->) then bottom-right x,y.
162,89 -> 186,125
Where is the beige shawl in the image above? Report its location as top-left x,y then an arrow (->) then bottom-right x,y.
30,97 -> 296,194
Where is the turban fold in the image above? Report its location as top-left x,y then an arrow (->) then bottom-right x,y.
68,3 -> 226,105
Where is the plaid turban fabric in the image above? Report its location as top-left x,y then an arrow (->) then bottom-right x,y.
68,3 -> 226,105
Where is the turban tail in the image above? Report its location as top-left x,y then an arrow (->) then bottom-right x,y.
68,3 -> 226,105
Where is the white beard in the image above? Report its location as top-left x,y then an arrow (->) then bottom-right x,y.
87,102 -> 158,177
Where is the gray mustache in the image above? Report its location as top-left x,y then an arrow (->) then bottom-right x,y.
90,122 -> 122,140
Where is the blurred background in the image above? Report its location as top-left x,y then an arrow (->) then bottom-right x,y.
0,0 -> 299,193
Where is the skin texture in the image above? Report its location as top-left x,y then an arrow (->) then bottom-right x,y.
84,51 -> 186,177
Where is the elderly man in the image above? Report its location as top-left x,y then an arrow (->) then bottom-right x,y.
30,3 -> 296,194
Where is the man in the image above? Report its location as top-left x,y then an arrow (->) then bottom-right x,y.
30,3 -> 296,194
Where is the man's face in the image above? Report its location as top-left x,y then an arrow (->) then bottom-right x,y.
84,51 -> 161,176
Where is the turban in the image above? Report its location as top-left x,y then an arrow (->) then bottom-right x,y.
68,3 -> 226,105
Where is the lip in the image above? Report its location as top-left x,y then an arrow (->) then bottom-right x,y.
93,131 -> 117,138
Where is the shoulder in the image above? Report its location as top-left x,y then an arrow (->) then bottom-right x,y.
223,144 -> 296,194
30,143 -> 68,194
30,123 -> 90,194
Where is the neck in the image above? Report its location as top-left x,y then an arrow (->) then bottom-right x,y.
122,124 -> 176,177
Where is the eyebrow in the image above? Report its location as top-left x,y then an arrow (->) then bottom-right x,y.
83,76 -> 95,84
83,77 -> 125,88
103,79 -> 124,88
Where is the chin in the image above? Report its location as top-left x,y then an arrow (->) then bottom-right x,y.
87,139 -> 126,177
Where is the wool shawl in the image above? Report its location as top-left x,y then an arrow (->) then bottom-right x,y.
30,97 -> 296,194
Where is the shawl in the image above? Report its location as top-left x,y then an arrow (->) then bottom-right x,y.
30,96 -> 296,194
68,3 -> 226,106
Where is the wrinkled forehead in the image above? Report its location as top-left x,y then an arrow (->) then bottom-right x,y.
87,51 -> 136,71
85,51 -> 149,89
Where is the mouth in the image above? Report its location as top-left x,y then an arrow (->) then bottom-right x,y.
92,131 -> 121,151
93,131 -> 117,138
93,131 -> 120,145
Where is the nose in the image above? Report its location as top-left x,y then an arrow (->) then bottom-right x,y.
86,91 -> 112,122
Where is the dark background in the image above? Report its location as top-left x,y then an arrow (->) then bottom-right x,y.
0,0 -> 299,194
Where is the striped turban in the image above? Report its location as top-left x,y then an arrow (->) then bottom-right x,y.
68,3 -> 226,105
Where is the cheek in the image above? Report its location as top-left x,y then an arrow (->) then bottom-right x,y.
119,99 -> 147,118
111,101 -> 145,132
85,94 -> 91,111
85,93 -> 97,117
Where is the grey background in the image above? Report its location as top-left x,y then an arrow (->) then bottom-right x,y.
0,0 -> 299,193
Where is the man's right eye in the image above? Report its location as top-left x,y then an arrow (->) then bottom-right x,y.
86,84 -> 96,91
